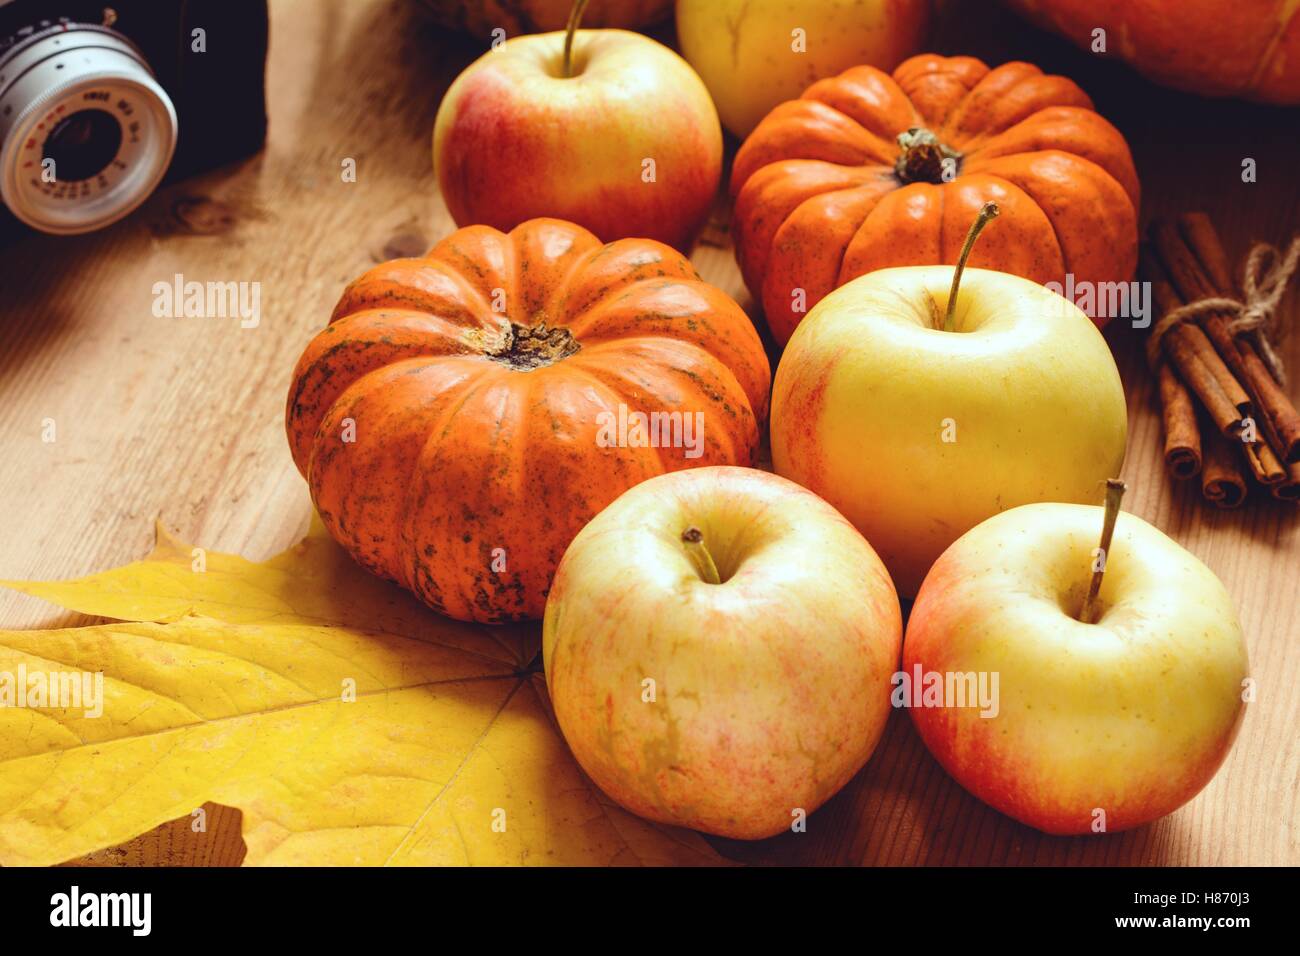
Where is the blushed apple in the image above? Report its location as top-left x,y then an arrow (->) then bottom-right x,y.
433,1 -> 722,251
904,496 -> 1249,834
770,204 -> 1128,597
419,0 -> 672,39
676,0 -> 932,138
543,465 -> 902,840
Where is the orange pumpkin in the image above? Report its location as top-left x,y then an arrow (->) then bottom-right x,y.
286,218 -> 770,623
730,54 -> 1140,345
1004,0 -> 1300,104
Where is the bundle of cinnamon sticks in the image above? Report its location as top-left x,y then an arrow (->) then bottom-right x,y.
1142,213 -> 1300,507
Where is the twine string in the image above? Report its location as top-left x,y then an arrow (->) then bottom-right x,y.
1146,236 -> 1300,386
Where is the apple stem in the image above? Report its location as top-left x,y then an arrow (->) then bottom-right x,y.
1079,478 -> 1127,624
563,0 -> 591,78
681,527 -> 721,585
943,201 -> 1000,332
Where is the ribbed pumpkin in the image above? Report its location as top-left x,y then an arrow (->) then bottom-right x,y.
1004,0 -> 1300,104
286,218 -> 770,623
730,54 -> 1140,345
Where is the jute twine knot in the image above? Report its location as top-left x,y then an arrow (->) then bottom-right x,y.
1146,236 -> 1300,386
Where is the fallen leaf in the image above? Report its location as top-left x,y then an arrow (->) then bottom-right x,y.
0,519 -> 724,866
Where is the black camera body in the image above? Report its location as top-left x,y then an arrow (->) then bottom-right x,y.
0,0 -> 268,237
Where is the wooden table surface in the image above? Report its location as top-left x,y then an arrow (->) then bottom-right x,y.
1,0 -> 1297,866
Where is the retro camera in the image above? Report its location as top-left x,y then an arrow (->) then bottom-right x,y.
0,0 -> 267,235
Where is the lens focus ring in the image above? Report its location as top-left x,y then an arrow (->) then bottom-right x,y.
0,24 -> 178,235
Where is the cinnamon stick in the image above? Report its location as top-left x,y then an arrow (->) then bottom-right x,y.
1157,362 -> 1201,478
1239,430 -> 1286,485
1201,414 -> 1248,508
1166,214 -> 1300,461
1273,461 -> 1300,501
1140,250 -> 1248,436
1152,219 -> 1256,398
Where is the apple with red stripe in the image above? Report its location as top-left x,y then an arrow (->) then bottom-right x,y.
544,466 -> 902,840
433,0 -> 722,252
904,481 -> 1250,834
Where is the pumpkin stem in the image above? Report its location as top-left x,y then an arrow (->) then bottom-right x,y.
563,0 -> 591,78
943,201 -> 1000,332
1078,479 -> 1126,624
490,321 -> 581,370
680,527 -> 721,585
895,127 -> 962,185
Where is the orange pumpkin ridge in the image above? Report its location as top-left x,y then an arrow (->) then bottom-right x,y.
1003,0 -> 1300,105
731,54 -> 1140,346
286,218 -> 770,623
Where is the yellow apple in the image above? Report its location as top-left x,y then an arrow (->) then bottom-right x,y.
904,501 -> 1249,834
543,466 -> 902,840
675,0 -> 933,138
771,263 -> 1128,597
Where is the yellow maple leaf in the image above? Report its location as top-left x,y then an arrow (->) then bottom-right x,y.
0,518 -> 724,866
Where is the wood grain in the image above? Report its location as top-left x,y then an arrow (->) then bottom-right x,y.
0,0 -> 1296,866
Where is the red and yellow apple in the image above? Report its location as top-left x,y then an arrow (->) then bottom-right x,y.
543,466 -> 902,840
433,9 -> 722,251
675,0 -> 932,138
904,501 -> 1250,834
771,260 -> 1127,597
419,0 -> 672,39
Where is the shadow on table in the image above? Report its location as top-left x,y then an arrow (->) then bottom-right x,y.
706,706 -> 1185,867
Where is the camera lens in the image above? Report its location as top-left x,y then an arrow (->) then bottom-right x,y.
0,23 -> 177,235
43,108 -> 122,181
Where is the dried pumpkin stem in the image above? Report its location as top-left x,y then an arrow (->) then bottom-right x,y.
895,127 -> 962,185
681,527 -> 721,585
943,201 -> 1000,332
563,0 -> 591,78
491,321 -> 580,370
1079,479 -> 1127,624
